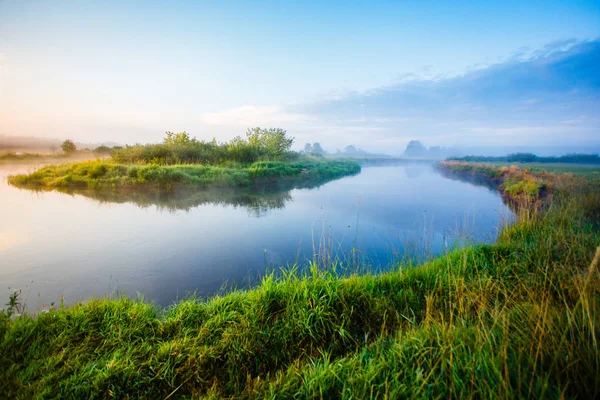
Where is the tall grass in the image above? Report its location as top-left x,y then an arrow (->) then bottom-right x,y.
1,163 -> 599,398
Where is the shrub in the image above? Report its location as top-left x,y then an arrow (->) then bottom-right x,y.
112,128 -> 297,165
61,139 -> 77,153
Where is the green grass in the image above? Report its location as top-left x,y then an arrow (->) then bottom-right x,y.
7,159 -> 361,190
442,161 -> 600,185
1,163 -> 599,398
495,162 -> 600,185
449,153 -> 600,165
502,176 -> 545,197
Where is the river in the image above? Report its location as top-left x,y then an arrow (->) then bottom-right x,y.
0,162 -> 512,307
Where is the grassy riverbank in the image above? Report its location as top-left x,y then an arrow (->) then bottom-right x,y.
439,160 -> 600,188
7,159 -> 361,190
2,163 -> 599,398
6,129 -> 361,190
437,160 -> 576,203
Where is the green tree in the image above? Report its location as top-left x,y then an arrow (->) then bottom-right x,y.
227,135 -> 257,163
93,145 -> 111,154
403,140 -> 427,158
164,131 -> 194,146
61,139 -> 77,153
245,127 -> 294,160
344,145 -> 358,155
311,142 -> 324,155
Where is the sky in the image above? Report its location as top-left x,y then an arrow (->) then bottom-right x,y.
0,0 -> 599,154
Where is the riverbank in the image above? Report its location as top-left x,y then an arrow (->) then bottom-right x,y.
437,160 -> 566,207
7,159 -> 361,190
440,160 -> 600,186
1,162 -> 599,398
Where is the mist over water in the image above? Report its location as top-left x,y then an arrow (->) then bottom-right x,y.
0,162 -> 512,307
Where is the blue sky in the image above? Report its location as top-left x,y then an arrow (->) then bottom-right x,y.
0,0 -> 598,153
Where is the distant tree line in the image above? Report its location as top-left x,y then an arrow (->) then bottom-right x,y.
111,128 -> 297,165
302,143 -> 390,158
303,142 -> 325,156
338,145 -> 386,157
448,153 -> 600,164
57,140 -> 122,156
403,140 -> 460,159
92,145 -> 122,155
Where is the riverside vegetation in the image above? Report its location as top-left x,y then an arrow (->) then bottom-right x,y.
7,129 -> 361,190
0,149 -> 109,164
0,139 -> 118,163
1,161 -> 599,398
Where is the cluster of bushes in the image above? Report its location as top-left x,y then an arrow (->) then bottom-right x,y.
449,152 -> 600,164
111,128 -> 297,165
92,145 -> 122,155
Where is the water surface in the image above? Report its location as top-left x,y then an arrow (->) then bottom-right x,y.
0,162 -> 512,307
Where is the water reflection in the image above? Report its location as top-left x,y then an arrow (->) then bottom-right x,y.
10,175 -> 353,216
1,162 -> 513,307
404,164 -> 428,179
435,166 -> 500,192
54,187 -> 291,216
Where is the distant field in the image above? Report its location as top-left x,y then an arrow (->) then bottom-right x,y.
485,162 -> 600,184
0,150 -> 103,164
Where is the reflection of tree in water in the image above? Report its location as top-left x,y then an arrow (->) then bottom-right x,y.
403,164 -> 427,179
435,167 -> 500,192
435,166 -> 519,214
43,177 -> 342,217
356,158 -> 434,179
87,188 -> 291,216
